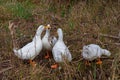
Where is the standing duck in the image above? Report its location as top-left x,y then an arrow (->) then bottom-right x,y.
42,24 -> 57,59
13,25 -> 47,67
51,28 -> 72,69
82,44 -> 111,65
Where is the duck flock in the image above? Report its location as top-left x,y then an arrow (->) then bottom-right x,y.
11,24 -> 111,68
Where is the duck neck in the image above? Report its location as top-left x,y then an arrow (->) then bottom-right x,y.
58,31 -> 63,41
33,31 -> 43,41
44,29 -> 50,38
33,35 -> 41,41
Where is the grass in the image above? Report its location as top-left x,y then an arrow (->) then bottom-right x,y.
0,0 -> 120,80
0,0 -> 34,20
10,2 -> 32,19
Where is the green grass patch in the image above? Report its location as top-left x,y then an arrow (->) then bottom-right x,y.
0,0 -> 35,20
12,3 -> 32,19
10,2 -> 33,20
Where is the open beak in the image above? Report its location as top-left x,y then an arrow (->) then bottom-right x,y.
45,24 -> 51,29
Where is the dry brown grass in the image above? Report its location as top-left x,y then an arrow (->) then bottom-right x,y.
0,0 -> 120,80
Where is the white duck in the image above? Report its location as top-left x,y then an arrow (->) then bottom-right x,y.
42,24 -> 57,59
51,28 -> 72,69
82,44 -> 111,65
13,25 -> 47,67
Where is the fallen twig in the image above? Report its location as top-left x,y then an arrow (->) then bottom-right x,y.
72,58 -> 83,63
0,66 -> 13,74
100,33 -> 120,39
101,57 -> 114,59
114,43 -> 120,46
0,60 -> 10,64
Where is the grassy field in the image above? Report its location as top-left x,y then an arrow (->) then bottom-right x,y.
0,0 -> 120,80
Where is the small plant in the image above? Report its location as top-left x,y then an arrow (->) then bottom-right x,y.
68,21 -> 74,29
92,63 -> 97,80
48,3 -> 57,13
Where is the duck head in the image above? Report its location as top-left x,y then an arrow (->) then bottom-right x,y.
44,24 -> 51,37
57,28 -> 63,41
45,24 -> 51,30
36,25 -> 45,36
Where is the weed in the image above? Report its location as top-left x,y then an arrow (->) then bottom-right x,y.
48,2 -> 57,13
68,21 -> 74,29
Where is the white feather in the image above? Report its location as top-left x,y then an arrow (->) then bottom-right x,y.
42,28 -> 57,51
13,25 -> 44,60
52,28 -> 72,62
82,44 -> 111,61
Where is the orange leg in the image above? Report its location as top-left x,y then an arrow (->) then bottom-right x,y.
44,51 -> 50,59
96,58 -> 102,65
29,59 -> 36,67
85,60 -> 91,66
51,63 -> 58,69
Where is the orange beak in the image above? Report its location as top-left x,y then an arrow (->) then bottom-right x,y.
45,24 -> 51,29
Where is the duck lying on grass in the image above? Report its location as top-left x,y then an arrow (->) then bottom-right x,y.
82,44 -> 111,65
42,24 -> 57,59
13,25 -> 48,67
51,28 -> 72,69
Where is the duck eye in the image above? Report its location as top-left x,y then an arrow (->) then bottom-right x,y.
48,27 -> 51,29
47,26 -> 51,29
87,52 -> 89,54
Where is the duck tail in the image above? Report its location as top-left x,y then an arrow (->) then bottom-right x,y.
13,48 -> 19,56
102,49 -> 111,56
